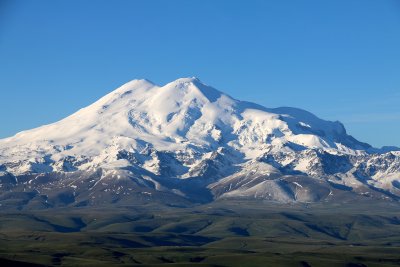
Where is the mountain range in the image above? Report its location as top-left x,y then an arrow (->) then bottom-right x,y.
1,77 -> 399,209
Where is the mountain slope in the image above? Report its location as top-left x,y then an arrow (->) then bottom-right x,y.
0,77 -> 399,207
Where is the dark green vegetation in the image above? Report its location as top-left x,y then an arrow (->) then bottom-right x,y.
1,200 -> 400,266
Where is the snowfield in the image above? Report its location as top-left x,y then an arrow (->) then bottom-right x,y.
0,77 -> 399,205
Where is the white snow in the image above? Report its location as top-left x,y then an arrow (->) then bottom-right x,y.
0,77 -> 394,187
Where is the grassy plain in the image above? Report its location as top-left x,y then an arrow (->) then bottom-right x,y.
1,200 -> 400,266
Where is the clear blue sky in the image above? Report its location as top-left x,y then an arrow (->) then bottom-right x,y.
1,0 -> 399,147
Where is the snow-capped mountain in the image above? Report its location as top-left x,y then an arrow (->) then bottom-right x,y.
0,77 -> 399,208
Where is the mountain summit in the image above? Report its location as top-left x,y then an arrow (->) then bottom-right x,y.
0,78 -> 399,208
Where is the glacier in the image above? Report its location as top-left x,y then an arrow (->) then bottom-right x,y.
0,77 -> 399,207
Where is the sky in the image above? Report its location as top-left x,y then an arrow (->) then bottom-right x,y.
0,0 -> 399,147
